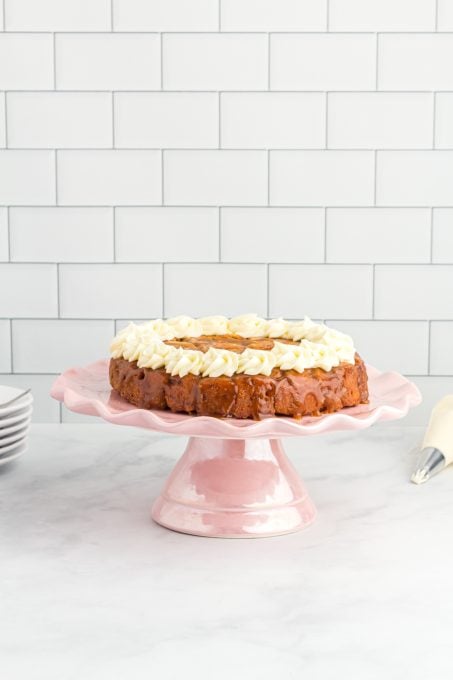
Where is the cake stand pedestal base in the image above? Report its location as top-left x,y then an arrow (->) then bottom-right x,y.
151,436 -> 316,538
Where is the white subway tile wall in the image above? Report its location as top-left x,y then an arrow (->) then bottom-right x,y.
0,94 -> 5,148
4,0 -> 111,31
115,207 -> 219,262
59,264 -> 163,318
7,92 -> 113,148
432,209 -> 453,263
57,150 -> 161,205
9,207 -> 114,262
438,0 -> 453,30
269,264 -> 373,319
434,94 -> 453,149
0,320 -> 11,372
0,0 -> 451,422
0,208 -> 8,261
0,34 -> 54,89
12,319 -> 114,373
220,208 -> 324,262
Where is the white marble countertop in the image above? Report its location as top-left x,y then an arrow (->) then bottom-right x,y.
1,423 -> 453,680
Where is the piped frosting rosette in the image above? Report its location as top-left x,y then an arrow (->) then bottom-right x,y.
110,314 -> 356,379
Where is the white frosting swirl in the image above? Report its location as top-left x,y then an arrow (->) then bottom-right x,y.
202,347 -> 239,377
199,316 -> 229,336
137,340 -> 176,370
266,317 -> 290,338
141,319 -> 176,341
272,341 -> 316,372
284,317 -> 327,342
164,348 -> 204,377
110,322 -> 136,359
306,341 -> 340,372
166,315 -> 203,339
237,348 -> 276,376
228,314 -> 268,338
319,328 -> 355,364
110,316 -> 358,378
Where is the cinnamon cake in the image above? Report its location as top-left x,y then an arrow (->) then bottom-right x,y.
109,315 -> 368,420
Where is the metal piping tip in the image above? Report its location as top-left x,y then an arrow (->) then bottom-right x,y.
411,468 -> 431,485
411,447 -> 446,485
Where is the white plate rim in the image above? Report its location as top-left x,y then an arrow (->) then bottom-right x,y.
0,393 -> 33,417
0,407 -> 33,428
0,416 -> 31,437
0,441 -> 27,466
0,434 -> 29,455
0,425 -> 30,447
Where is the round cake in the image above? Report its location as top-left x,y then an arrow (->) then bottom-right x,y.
109,314 -> 368,420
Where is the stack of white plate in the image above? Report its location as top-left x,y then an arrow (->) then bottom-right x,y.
0,386 -> 33,466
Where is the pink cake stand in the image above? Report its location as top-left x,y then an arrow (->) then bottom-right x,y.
51,361 -> 421,539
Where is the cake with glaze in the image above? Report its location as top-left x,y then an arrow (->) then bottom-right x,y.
109,315 -> 368,420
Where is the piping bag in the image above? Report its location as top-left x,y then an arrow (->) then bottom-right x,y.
411,395 -> 453,484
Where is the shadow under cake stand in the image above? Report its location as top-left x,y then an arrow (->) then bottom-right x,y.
51,361 -> 421,539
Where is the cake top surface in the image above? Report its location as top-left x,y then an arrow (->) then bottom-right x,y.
110,314 -> 357,379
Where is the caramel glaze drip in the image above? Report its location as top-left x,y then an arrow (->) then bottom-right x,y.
109,335 -> 369,421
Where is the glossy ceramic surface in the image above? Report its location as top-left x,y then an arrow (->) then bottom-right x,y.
0,424 -> 30,447
51,360 -> 421,538
0,407 -> 33,429
0,440 -> 28,466
0,415 -> 32,435
0,385 -> 33,416
51,360 -> 421,439
151,437 -> 316,538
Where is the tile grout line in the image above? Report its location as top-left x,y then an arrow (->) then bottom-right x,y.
8,146 -> 453,152
324,208 -> 328,262
430,207 -> 434,262
435,0 -> 439,31
10,29 -> 453,35
3,204 -> 453,210
326,0 -> 330,31
427,320 -> 432,374
4,261 -> 453,267
218,0 -> 221,31
4,89 -> 453,94
110,0 -> 114,31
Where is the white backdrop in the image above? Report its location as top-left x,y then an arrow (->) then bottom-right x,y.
0,0 -> 452,422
